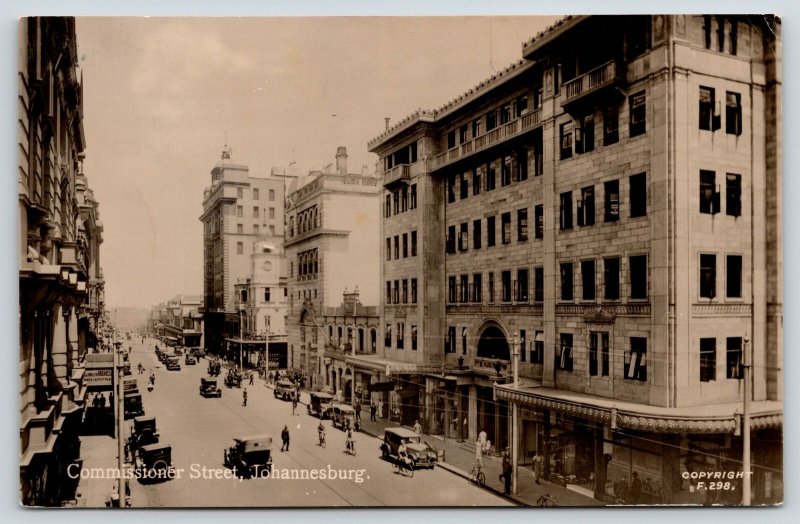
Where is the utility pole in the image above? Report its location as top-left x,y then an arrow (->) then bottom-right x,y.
511,331 -> 520,495
116,343 -> 126,507
742,332 -> 751,506
239,308 -> 244,374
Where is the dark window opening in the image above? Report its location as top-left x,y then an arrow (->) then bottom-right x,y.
699,86 -> 716,131
630,173 -> 647,218
700,254 -> 717,299
535,204 -> 544,239
575,114 -> 595,154
487,216 -> 496,247
700,338 -> 716,382
577,186 -> 595,226
560,262 -> 573,301
630,255 -> 648,299
726,255 -> 742,298
501,271 -> 512,302
518,208 -> 529,241
726,337 -> 743,379
560,122 -> 573,159
605,180 -> 620,222
516,268 -> 529,302
604,257 -> 620,300
556,333 -> 573,372
501,212 -> 511,244
625,337 -> 647,381
726,91 -> 742,135
560,192 -> 573,230
700,170 -> 720,214
473,219 -> 482,249
581,260 -> 596,301
629,91 -> 646,137
603,105 -> 619,146
726,173 -> 741,217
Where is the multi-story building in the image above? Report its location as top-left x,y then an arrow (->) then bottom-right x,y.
200,147 -> 287,365
18,17 -> 105,506
154,295 -> 204,348
285,147 -> 381,391
368,15 -> 781,504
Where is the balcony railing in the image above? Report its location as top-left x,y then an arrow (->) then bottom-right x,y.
474,356 -> 510,376
431,107 -> 543,171
383,163 -> 410,187
562,60 -> 621,107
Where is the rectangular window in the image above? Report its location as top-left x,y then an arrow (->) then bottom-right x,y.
253,224 -> 259,235
394,236 -> 400,259
411,231 -> 417,256
630,173 -> 647,217
237,205 -> 243,218
604,257 -> 620,300
560,122 -> 573,159
402,233 -> 409,258
385,324 -> 392,348
575,114 -> 595,154
560,262 -> 573,301
448,276 -> 457,304
556,333 -> 573,372
603,105 -> 619,145
460,275 -> 469,303
237,187 -> 243,199
501,270 -> 512,302
535,205 -> 544,239
386,238 -> 391,261
472,118 -> 481,139
726,174 -> 741,217
630,255 -> 648,299
700,253 -> 717,299
726,337 -> 743,378
516,268 -> 529,302
264,287 -> 271,302
501,158 -> 511,186
487,216 -> 496,247
385,195 -> 392,217
486,111 -> 497,131
485,163 -> 496,191
516,148 -> 528,181
577,186 -> 595,226
458,223 -> 468,252
253,207 -> 259,218
581,260 -> 596,301
604,179 -> 620,222
402,186 -> 408,212
460,173 -> 469,199
560,192 -> 573,230
589,332 -> 610,377
236,241 -> 243,254
472,273 -> 482,303
699,86 -> 716,131
531,331 -> 544,364
393,280 -> 400,304
459,124 -> 468,144
629,91 -> 646,137
268,189 -> 275,201
402,279 -> 408,304
472,169 -> 481,196
488,272 -> 495,303
534,267 -> 544,302
501,213 -> 511,244
386,281 -> 392,304
700,170 -> 720,214
237,224 -> 243,234
518,208 -> 529,241
726,91 -> 742,135
704,15 -> 713,49
447,326 -> 456,353
253,188 -> 259,200
394,191 -> 400,214
461,327 -> 468,355
410,184 -> 417,209
447,175 -> 456,204
700,338 -> 716,382
397,323 -> 404,349
269,207 -> 275,219
411,325 -> 418,350
447,130 -> 456,150
717,16 -> 726,52
730,19 -> 738,55
411,279 -> 418,304
446,225 -> 456,254
727,255 -> 742,298
472,220 -> 482,250
625,337 -> 647,381
520,330 -> 526,362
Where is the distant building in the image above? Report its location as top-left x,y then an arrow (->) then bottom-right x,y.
152,295 -> 204,348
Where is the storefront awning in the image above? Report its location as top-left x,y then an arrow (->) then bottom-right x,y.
495,382 -> 783,434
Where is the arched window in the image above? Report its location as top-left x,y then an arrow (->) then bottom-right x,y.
477,325 -> 509,360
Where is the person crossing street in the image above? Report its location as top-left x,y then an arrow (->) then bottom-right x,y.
242,388 -> 248,407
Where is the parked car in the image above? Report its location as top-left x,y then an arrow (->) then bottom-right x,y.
200,378 -> 222,398
380,427 -> 438,469
134,443 -> 175,484
273,379 -> 295,401
127,416 -> 159,459
307,392 -> 334,418
123,379 -> 138,395
223,435 -> 272,479
330,404 -> 357,431
185,354 -> 196,365
166,356 -> 181,371
124,393 -> 145,419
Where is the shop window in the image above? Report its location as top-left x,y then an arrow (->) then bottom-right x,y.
534,267 -> 544,303
518,208 -> 529,241
700,253 -> 717,299
604,257 -> 620,300
556,333 -> 573,372
726,92 -> 742,135
700,338 -> 716,382
577,186 -> 595,226
699,170 -> 720,214
516,268 -> 529,302
699,86 -> 718,131
629,255 -> 648,299
629,91 -> 646,137
501,270 -> 512,302
560,122 -> 573,159
458,223 -> 468,252
581,260 -> 596,301
487,216 -> 496,247
411,230 -> 418,256
625,337 -> 647,381
589,332 -> 610,377
448,276 -> 457,304
411,279 -> 417,304
575,114 -> 595,154
560,191 -> 573,230
535,204 -> 544,239
630,173 -> 647,218
460,275 -> 469,303
472,273 -> 482,303
726,174 -> 741,217
473,220 -> 482,249
727,255 -> 742,298
472,169 -> 481,196
560,262 -> 573,301
726,337 -> 743,378
604,180 -> 620,222
603,105 -> 619,146
501,212 -> 511,244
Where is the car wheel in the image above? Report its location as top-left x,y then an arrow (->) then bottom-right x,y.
381,447 -> 388,460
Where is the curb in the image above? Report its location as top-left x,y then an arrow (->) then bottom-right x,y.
435,461 -> 524,506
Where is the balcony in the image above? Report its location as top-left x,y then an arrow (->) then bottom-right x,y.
473,356 -> 510,376
561,60 -> 624,111
430,108 -> 543,172
384,163 -> 410,188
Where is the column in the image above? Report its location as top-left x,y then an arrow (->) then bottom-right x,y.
52,306 -> 70,384
468,384 -> 478,441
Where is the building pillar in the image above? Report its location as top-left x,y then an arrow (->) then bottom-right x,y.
51,307 -> 69,384
468,384 -> 477,441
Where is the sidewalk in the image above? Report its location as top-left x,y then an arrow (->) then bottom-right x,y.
75,434 -> 119,508
262,379 -> 601,507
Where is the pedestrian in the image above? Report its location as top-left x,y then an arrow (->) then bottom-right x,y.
249,372 -> 254,386
531,452 -> 543,485
500,452 -> 512,496
242,388 -> 248,407
378,400 -> 384,419
355,400 -> 362,422
370,401 -> 377,422
630,471 -> 642,504
99,393 -> 107,409
292,394 -> 298,415
281,425 -> 290,452
463,416 -> 468,441
413,419 -> 422,434
478,430 -> 488,454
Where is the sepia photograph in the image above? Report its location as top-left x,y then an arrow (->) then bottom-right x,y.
16,12 -> 783,509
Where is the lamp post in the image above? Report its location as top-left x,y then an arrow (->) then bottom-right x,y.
742,332 -> 751,506
115,342 -> 126,507
511,331 -> 520,496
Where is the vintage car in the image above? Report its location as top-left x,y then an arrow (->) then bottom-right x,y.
223,435 -> 273,479
208,359 -> 221,376
200,378 -> 222,398
126,416 -> 159,458
124,392 -> 145,419
134,443 -> 175,484
185,354 -> 196,365
224,368 -> 242,388
173,346 -> 183,355
330,404 -> 357,431
380,427 -> 438,469
273,379 -> 296,401
166,356 -> 181,371
123,379 -> 138,395
307,392 -> 334,418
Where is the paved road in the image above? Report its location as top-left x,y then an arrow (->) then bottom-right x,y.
125,339 -> 509,508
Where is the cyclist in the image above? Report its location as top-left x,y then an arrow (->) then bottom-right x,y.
317,421 -> 326,446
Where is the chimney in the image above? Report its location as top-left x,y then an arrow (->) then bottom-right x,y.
384,117 -> 391,131
335,146 -> 348,175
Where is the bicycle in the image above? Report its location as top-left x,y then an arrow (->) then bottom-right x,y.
469,459 -> 486,486
393,455 -> 415,477
536,493 -> 558,507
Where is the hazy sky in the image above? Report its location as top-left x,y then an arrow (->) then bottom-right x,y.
75,16 -> 559,310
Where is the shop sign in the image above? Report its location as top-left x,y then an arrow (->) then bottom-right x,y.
84,369 -> 113,387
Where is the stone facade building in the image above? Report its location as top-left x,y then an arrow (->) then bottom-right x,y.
368,15 -> 781,504
18,17 -> 105,506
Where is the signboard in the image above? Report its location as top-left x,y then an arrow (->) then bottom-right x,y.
84,368 -> 113,387
368,381 -> 395,392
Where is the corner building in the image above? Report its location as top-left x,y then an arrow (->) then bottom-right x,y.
369,15 -> 781,504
